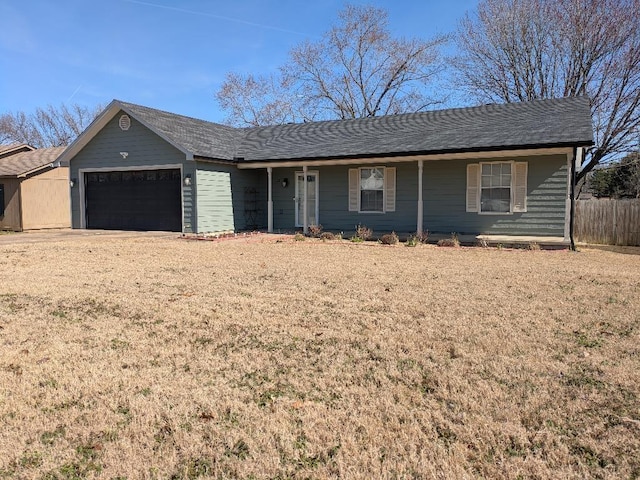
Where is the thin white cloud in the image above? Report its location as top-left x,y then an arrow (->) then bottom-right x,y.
67,84 -> 83,103
121,0 -> 311,37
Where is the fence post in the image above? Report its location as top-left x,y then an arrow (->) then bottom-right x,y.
613,200 -> 618,245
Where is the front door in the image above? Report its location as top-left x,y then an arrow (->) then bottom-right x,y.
295,171 -> 319,227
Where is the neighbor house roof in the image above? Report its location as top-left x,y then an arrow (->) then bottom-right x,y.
60,96 -> 594,165
0,143 -> 35,158
0,146 -> 67,177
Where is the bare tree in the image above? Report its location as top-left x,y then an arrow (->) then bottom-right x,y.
454,0 -> 640,180
216,73 -> 299,127
216,4 -> 448,126
0,103 -> 102,148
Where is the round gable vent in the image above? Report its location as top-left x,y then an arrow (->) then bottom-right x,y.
119,114 -> 131,131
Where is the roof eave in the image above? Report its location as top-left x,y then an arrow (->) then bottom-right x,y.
237,140 -> 593,168
193,155 -> 238,165
17,162 -> 56,178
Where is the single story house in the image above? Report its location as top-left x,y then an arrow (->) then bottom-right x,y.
59,96 -> 593,244
0,144 -> 70,231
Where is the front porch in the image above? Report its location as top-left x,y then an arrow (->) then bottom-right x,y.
239,151 -> 573,242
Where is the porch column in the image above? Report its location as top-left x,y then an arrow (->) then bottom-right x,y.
303,165 -> 308,234
417,160 -> 424,234
267,167 -> 273,233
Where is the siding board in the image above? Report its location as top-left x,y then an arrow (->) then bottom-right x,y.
21,167 -> 71,229
0,179 -> 21,231
196,162 -> 265,232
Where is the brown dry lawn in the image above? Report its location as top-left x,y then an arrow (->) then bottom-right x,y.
0,234 -> 639,479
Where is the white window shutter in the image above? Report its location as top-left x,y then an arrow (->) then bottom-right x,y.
348,168 -> 359,211
384,167 -> 396,212
466,164 -> 480,212
513,162 -> 528,212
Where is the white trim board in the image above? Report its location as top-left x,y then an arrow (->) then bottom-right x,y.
237,147 -> 574,169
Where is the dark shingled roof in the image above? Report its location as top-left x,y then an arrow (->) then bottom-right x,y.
117,101 -> 242,161
0,147 -> 66,177
112,97 -> 593,163
237,96 -> 593,161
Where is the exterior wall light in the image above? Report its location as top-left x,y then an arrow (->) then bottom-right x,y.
184,174 -> 192,186
281,178 -> 288,188
69,178 -> 77,188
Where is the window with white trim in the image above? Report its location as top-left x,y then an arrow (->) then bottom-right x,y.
466,161 -> 527,214
348,166 -> 396,213
360,167 -> 384,212
481,162 -> 511,213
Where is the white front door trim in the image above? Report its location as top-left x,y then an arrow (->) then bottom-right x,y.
295,170 -> 319,229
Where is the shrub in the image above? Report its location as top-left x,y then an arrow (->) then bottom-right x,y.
308,224 -> 323,238
320,232 -> 335,241
437,233 -> 460,248
380,232 -> 399,245
294,232 -> 305,241
415,230 -> 429,243
476,238 -> 489,248
406,230 -> 429,246
528,242 -> 541,251
355,224 -> 372,241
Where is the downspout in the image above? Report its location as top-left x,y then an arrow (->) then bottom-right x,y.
569,147 -> 577,251
417,160 -> 424,234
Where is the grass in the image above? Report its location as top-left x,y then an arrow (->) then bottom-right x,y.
0,234 -> 638,478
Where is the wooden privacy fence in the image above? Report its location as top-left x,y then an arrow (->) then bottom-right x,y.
575,199 -> 640,246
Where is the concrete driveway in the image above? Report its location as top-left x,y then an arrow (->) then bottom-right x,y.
0,229 -> 179,245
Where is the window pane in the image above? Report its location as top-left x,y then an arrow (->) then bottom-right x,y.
481,164 -> 491,175
481,187 -> 510,212
361,168 -> 384,190
502,163 -> 511,175
361,190 -> 384,212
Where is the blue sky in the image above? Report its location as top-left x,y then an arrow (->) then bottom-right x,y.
0,0 -> 477,123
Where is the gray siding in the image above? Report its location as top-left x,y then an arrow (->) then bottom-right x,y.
424,155 -> 568,236
196,162 -> 266,232
272,163 -> 418,232
69,111 -> 194,232
271,154 -> 568,236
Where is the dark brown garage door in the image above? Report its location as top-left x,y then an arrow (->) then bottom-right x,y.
85,169 -> 182,231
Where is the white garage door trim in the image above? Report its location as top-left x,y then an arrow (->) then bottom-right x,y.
78,164 -> 185,230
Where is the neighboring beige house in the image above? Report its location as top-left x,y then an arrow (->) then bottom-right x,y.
0,144 -> 70,231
